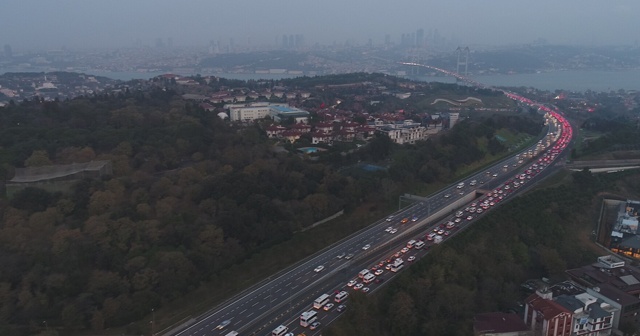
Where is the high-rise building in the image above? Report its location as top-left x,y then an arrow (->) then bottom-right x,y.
288,35 -> 294,48
416,29 -> 424,47
295,34 -> 303,47
3,44 -> 12,58
385,34 -> 391,45
282,34 -> 288,48
155,38 -> 165,49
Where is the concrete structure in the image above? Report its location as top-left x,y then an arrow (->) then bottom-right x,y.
226,103 -> 309,123
524,288 -> 573,336
7,160 -> 112,197
268,105 -> 310,124
474,312 -> 533,336
375,120 -> 428,145
555,293 -> 616,336
567,256 -> 640,327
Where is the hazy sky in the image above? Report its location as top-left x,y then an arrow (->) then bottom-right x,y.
1,0 -> 638,50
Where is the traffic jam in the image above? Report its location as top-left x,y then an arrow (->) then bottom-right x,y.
284,93 -> 572,336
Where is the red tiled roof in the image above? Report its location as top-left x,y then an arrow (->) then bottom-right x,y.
526,295 -> 571,320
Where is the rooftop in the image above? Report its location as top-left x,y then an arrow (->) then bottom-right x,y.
10,160 -> 111,183
473,312 -> 530,334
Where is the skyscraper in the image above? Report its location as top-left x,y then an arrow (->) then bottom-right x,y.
288,35 -> 294,48
3,44 -> 12,58
416,29 -> 424,48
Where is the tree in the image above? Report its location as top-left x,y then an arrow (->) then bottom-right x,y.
24,150 -> 52,167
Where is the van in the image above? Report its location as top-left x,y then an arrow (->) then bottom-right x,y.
414,241 -> 425,249
358,269 -> 370,278
407,240 -> 416,248
363,272 -> 376,284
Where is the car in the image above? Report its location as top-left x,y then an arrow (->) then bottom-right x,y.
375,277 -> 385,284
216,319 -> 231,329
370,265 -> 378,271
385,264 -> 392,270
444,193 -> 451,198
361,287 -> 370,293
401,218 -> 409,224
401,247 -> 409,254
386,215 -> 395,222
362,244 -> 371,250
390,228 -> 398,234
284,333 -> 294,336
385,226 -> 393,232
347,279 -> 357,287
476,208 -> 483,214
336,304 -> 347,312
375,269 -> 384,276
323,303 -> 335,311
454,218 -> 462,223
444,230 -> 451,236
437,229 -> 445,235
314,265 -> 325,273
492,173 -> 498,177
466,216 -> 473,221
411,216 -> 419,222
407,255 -> 416,262
310,321 -> 320,330
378,260 -> 386,266
336,252 -> 345,259
345,253 -> 354,260
354,283 -> 364,290
394,251 -> 402,258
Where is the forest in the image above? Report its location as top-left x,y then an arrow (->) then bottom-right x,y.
0,80 -> 542,335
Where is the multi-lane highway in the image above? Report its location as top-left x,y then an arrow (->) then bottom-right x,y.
167,79 -> 572,336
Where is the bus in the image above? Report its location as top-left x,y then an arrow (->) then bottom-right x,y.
300,310 -> 318,327
272,325 -> 288,336
313,293 -> 330,309
390,258 -> 404,272
334,290 -> 349,303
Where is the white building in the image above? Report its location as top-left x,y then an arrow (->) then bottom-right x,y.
375,120 -> 428,145
226,102 -> 288,122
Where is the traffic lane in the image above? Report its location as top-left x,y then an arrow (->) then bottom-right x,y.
186,128 -> 560,334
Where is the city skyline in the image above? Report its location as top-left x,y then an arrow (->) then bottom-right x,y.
1,0 -> 639,51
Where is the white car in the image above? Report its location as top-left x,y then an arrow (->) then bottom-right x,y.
390,228 -> 398,234
386,216 -> 395,222
407,256 -> 416,262
347,279 -> 357,287
401,247 -> 409,254
336,252 -> 346,259
362,244 -> 371,250
323,303 -> 335,311
216,320 -> 231,330
361,287 -> 370,293
385,226 -> 393,232
354,283 -> 364,290
314,265 -> 325,273
374,269 -> 384,276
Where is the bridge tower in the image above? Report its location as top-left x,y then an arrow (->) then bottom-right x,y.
456,46 -> 470,76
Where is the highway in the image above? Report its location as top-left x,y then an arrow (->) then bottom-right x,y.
166,79 -> 572,336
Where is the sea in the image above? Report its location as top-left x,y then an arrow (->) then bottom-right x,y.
2,67 -> 640,92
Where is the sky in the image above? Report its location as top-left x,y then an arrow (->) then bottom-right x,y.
1,0 -> 638,50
